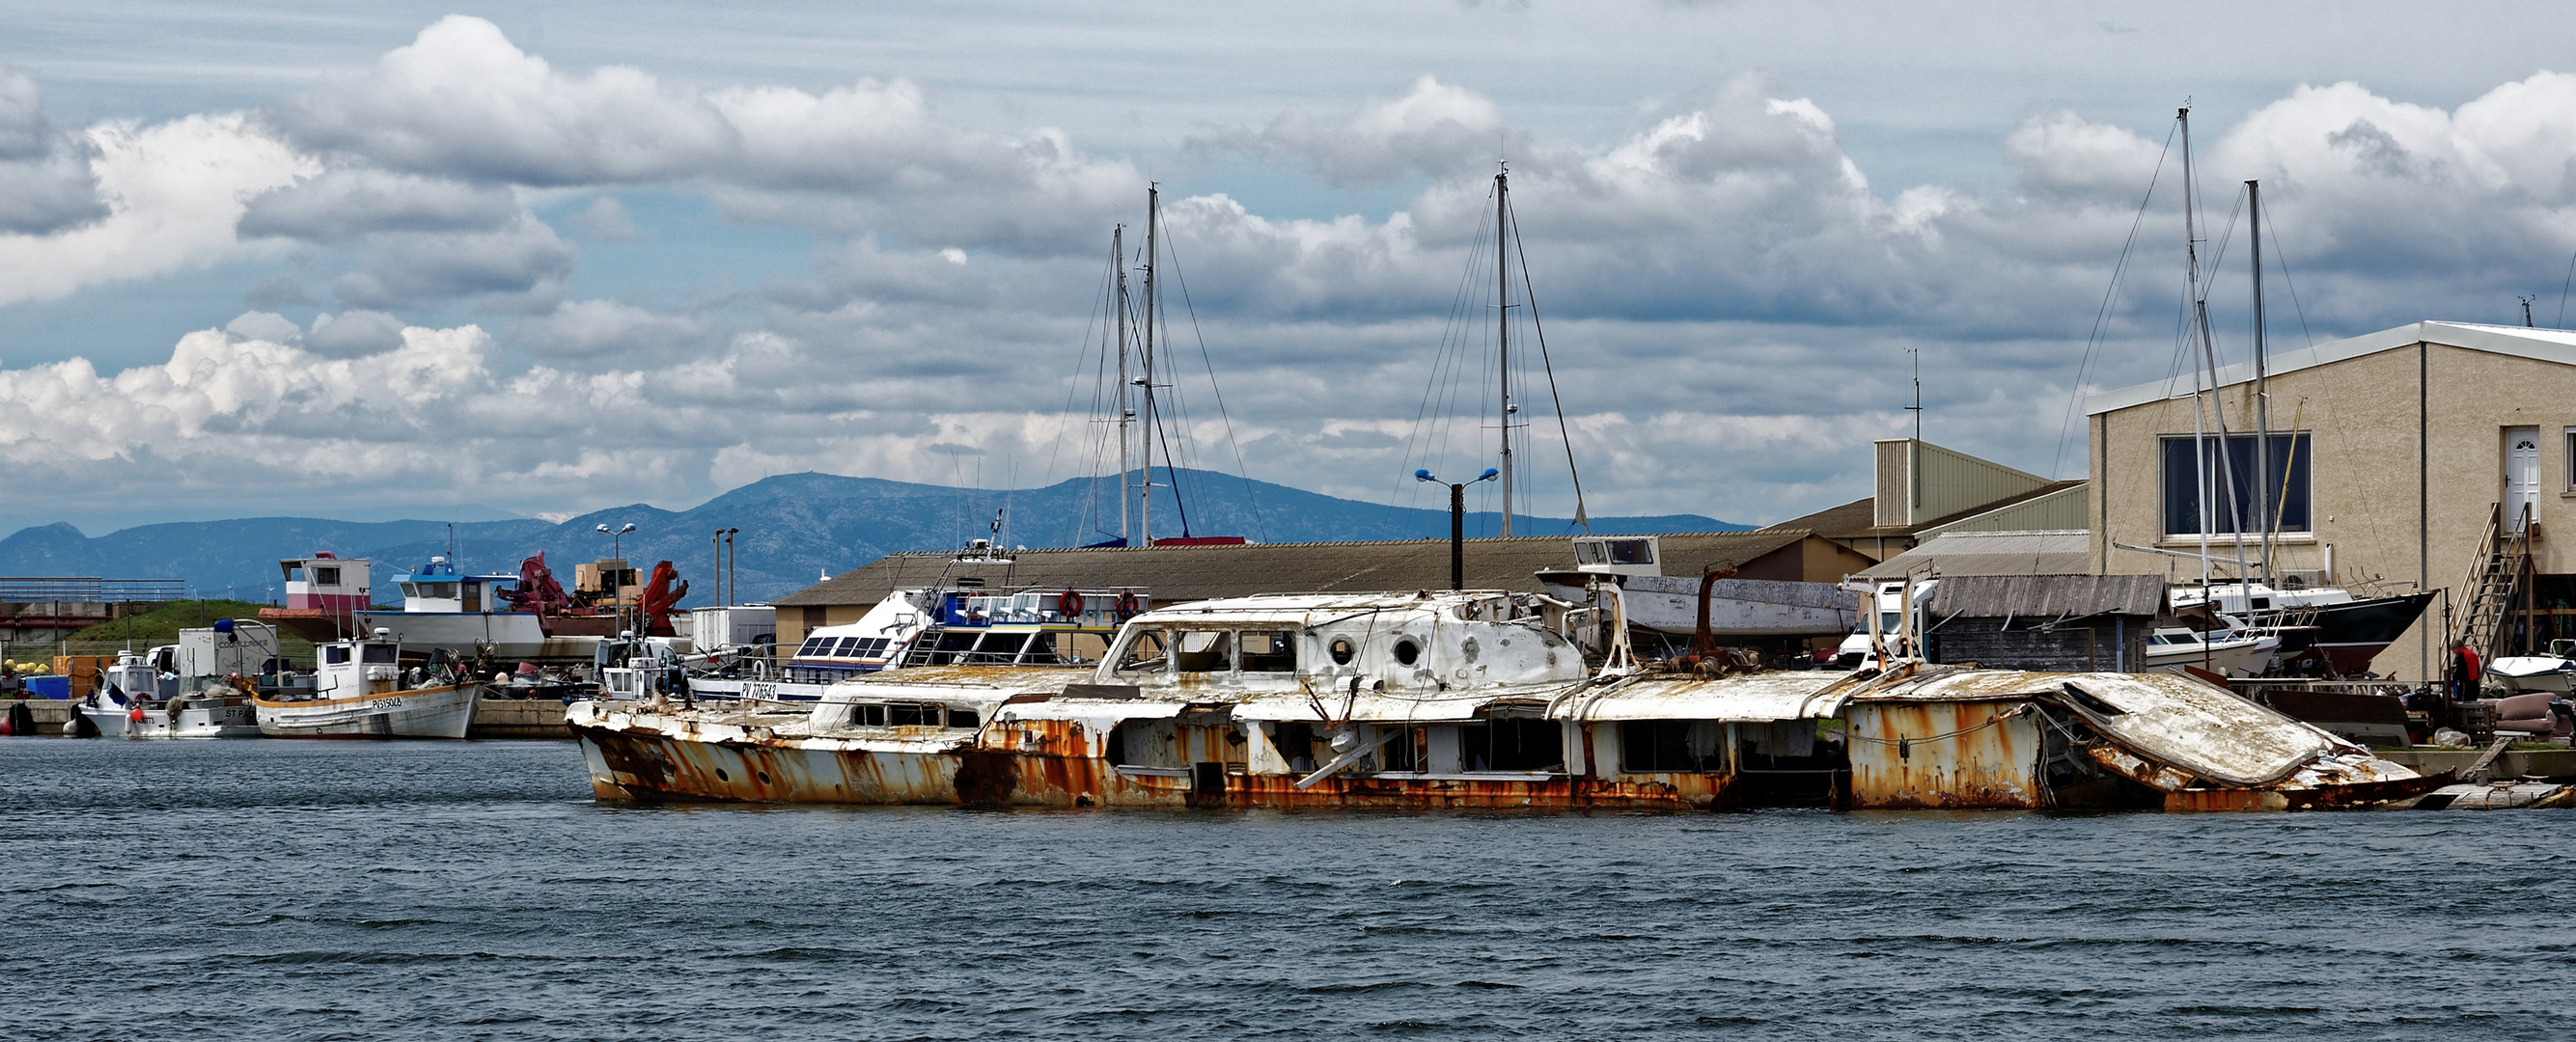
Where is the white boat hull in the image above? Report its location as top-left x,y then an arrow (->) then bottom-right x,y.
253,684 -> 480,739
1538,574 -> 1855,637
78,701 -> 263,738
2145,637 -> 2279,677
2487,656 -> 2576,694
348,611 -> 671,660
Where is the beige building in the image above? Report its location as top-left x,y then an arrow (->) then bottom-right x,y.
1763,438 -> 2089,562
2087,320 -> 2576,681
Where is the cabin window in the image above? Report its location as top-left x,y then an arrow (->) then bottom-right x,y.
287,565 -> 308,582
887,703 -> 941,727
324,646 -> 350,665
832,637 -> 863,657
858,638 -> 891,658
796,636 -> 830,657
361,644 -> 398,664
314,566 -> 340,586
2160,432 -> 2310,535
1456,719 -> 1564,772
1173,630 -> 1233,672
1393,639 -> 1422,666
1606,539 -> 1654,565
1328,637 -> 1355,665
1112,632 -> 1170,678
849,703 -> 886,727
1238,631 -> 1296,673
1621,721 -> 1722,773
946,707 -> 978,728
421,582 -> 458,599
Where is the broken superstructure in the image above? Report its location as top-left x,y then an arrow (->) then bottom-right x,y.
568,590 -> 2440,811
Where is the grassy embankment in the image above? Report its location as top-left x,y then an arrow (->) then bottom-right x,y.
49,600 -> 319,664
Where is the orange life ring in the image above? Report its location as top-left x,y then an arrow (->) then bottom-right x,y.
1059,589 -> 1083,618
1116,590 -> 1141,619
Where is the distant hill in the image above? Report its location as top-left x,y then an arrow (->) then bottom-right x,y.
0,468 -> 1746,607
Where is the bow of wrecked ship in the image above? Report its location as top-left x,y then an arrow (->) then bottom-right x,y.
568,590 -> 2440,811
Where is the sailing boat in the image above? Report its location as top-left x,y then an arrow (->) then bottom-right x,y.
2130,113 -> 2430,677
1086,185 -> 1246,548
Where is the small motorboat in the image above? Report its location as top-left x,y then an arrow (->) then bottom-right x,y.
2143,623 -> 2282,677
73,652 -> 261,738
2488,641 -> 2576,694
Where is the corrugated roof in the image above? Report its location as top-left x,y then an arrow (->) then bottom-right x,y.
2086,320 -> 2576,415
1925,574 -> 2164,617
1854,530 -> 2090,580
776,530 -> 1814,607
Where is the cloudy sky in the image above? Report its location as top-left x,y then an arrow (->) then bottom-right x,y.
6,1 -> 2576,536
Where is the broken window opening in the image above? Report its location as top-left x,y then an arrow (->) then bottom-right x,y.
1456,719 -> 1565,773
1238,630 -> 1297,673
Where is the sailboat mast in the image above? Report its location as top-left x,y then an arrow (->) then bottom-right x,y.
2249,178 -> 2274,583
1496,165 -> 1515,536
1114,224 -> 1133,545
1140,184 -> 1160,546
2179,108 -> 2213,590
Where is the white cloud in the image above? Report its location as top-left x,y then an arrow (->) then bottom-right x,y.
1205,74 -> 1512,187
0,111 -> 309,307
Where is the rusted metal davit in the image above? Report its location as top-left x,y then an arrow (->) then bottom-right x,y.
568,591 -> 2440,812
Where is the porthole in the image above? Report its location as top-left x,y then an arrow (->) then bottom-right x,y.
1329,637 -> 1356,665
715,768 -> 730,781
1394,639 -> 1421,666
757,771 -> 771,784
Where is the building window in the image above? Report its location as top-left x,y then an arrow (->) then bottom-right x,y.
2564,427 -> 2576,489
2160,433 -> 2311,536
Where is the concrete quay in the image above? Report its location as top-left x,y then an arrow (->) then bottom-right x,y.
4,694 -> 571,739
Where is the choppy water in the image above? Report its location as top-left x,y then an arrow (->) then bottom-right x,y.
5,739 -> 2574,1040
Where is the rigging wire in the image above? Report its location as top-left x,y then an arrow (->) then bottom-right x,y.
2051,118 -> 2175,480
1160,232 -> 1271,542
1505,186 -> 1592,531
2559,248 -> 2576,328
2257,203 -> 2321,349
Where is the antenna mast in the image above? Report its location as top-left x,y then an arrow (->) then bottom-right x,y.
2249,178 -> 2274,582
1496,164 -> 1516,536
1140,184 -> 1160,546
1113,224 -> 1132,545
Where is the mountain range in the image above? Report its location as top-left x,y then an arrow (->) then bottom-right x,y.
0,468 -> 1745,607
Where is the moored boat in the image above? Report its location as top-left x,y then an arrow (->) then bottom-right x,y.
252,630 -> 479,739
569,590 -> 2436,812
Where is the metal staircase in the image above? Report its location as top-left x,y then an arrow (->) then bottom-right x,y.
2450,502 -> 2534,671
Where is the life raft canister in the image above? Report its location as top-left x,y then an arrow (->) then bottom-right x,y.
1059,589 -> 1083,618
1116,590 -> 1141,619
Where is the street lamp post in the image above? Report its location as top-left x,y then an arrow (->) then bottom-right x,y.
1415,468 -> 1499,591
723,528 -> 739,606
596,522 -> 635,559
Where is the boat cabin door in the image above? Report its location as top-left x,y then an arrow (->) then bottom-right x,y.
2507,425 -> 2541,533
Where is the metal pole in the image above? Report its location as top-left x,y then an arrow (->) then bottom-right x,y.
1451,482 -> 1466,591
1495,166 -> 1514,537
1141,185 -> 1158,546
1114,224 -> 1131,545
2249,178 -> 2274,585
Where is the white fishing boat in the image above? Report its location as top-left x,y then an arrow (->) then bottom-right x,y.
252,629 -> 479,739
74,651 -> 261,738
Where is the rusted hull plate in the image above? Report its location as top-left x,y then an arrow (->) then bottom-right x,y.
1846,700 -> 2042,809
575,725 -> 1726,809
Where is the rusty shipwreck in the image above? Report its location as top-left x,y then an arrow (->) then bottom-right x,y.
568,590 -> 2439,811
